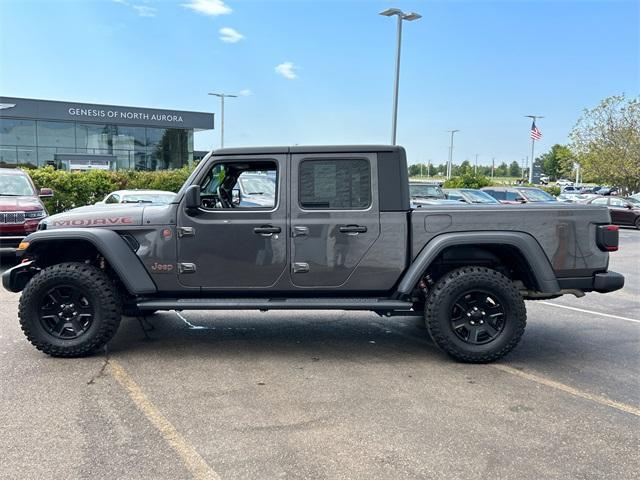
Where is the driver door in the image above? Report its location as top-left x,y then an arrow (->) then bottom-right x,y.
176,155 -> 288,290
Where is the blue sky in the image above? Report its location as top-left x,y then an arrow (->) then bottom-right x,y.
0,0 -> 638,166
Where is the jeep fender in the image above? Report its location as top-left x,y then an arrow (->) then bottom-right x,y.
14,228 -> 157,295
395,231 -> 560,296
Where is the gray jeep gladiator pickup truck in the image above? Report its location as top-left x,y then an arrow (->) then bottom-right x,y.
2,145 -> 624,362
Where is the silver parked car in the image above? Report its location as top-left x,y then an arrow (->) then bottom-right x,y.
97,190 -> 177,205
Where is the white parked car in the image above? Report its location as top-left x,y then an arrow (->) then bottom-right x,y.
97,189 -> 177,205
556,179 -> 574,187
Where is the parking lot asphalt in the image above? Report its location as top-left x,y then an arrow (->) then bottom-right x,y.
0,230 -> 638,480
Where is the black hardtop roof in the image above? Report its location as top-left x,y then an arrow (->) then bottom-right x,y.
212,145 -> 404,156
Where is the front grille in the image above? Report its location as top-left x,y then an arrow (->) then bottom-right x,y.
0,212 -> 26,224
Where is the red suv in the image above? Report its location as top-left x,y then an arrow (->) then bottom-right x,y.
0,168 -> 52,256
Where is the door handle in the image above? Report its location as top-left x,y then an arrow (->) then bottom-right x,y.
253,225 -> 281,236
292,226 -> 309,237
339,225 -> 367,235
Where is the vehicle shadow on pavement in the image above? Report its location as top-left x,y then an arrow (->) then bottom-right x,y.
107,311 -> 445,362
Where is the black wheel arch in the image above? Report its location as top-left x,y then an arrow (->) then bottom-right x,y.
395,231 -> 560,298
14,228 -> 156,295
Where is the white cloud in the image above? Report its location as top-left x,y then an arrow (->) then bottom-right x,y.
219,27 -> 244,43
132,5 -> 157,17
275,62 -> 298,80
113,0 -> 157,18
238,89 -> 253,96
182,0 -> 232,16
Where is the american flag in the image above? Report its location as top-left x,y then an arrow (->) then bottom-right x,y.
530,121 -> 542,140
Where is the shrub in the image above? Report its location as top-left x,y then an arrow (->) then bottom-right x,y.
443,172 -> 492,189
27,166 -> 194,214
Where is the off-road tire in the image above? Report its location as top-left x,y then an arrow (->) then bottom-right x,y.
19,262 -> 122,357
424,266 -> 526,363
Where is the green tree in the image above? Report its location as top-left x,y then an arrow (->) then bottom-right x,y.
538,144 -> 575,180
570,94 -> 640,194
508,161 -> 521,178
495,162 -> 508,177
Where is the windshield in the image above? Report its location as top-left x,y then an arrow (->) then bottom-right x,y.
410,184 -> 444,198
461,190 -> 499,203
239,176 -> 275,195
519,188 -> 556,202
0,174 -> 36,196
122,193 -> 176,204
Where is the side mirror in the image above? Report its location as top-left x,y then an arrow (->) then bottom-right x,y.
39,187 -> 53,198
232,188 -> 241,205
626,203 -> 633,209
184,185 -> 201,211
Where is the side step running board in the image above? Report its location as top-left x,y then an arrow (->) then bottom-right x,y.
137,297 -> 414,312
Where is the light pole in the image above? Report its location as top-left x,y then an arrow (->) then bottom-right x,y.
209,92 -> 238,148
525,115 -> 544,183
491,157 -> 495,179
474,153 -> 479,174
379,8 -> 422,145
446,129 -> 459,179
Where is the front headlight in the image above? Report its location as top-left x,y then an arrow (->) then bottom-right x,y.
25,210 -> 46,219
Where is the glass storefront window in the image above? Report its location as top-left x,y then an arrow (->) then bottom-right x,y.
113,150 -> 131,170
0,119 -> 36,146
76,123 -> 112,150
0,146 -> 17,168
112,126 -> 146,148
0,118 -> 195,171
36,121 -> 75,148
17,147 -> 37,168
37,147 -> 56,167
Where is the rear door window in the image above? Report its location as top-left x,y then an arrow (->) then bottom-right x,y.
299,158 -> 371,209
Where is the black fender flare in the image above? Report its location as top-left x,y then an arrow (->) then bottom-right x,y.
395,231 -> 560,296
18,228 -> 157,294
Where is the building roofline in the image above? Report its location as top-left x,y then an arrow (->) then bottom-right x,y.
0,96 -> 212,116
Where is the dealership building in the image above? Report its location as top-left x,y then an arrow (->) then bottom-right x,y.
0,97 -> 214,170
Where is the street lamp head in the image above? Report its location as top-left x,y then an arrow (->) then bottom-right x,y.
403,12 -> 422,21
379,8 -> 402,16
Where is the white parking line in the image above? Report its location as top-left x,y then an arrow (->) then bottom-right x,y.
539,302 -> 640,324
492,364 -> 640,417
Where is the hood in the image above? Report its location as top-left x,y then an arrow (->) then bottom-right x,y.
0,195 -> 44,212
43,203 -> 145,230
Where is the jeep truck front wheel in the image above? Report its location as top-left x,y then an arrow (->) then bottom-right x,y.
424,266 -> 526,363
18,262 -> 122,357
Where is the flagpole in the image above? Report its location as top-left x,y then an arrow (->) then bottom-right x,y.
525,115 -> 544,184
530,138 -> 535,184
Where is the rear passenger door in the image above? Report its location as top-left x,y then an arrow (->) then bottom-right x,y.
289,153 -> 380,288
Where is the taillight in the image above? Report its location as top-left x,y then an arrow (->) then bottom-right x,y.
596,224 -> 619,252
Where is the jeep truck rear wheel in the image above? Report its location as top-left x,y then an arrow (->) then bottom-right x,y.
424,266 -> 526,363
18,262 -> 122,357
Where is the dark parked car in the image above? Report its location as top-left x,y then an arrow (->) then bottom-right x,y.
3,145 -> 623,363
481,187 -> 557,204
587,196 -> 640,229
444,188 -> 500,204
0,168 -> 52,256
596,186 -> 619,196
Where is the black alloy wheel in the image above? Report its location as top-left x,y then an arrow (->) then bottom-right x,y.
450,290 -> 506,345
39,285 -> 95,340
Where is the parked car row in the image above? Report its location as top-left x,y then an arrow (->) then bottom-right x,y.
2,172 -> 638,259
408,181 -> 639,229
